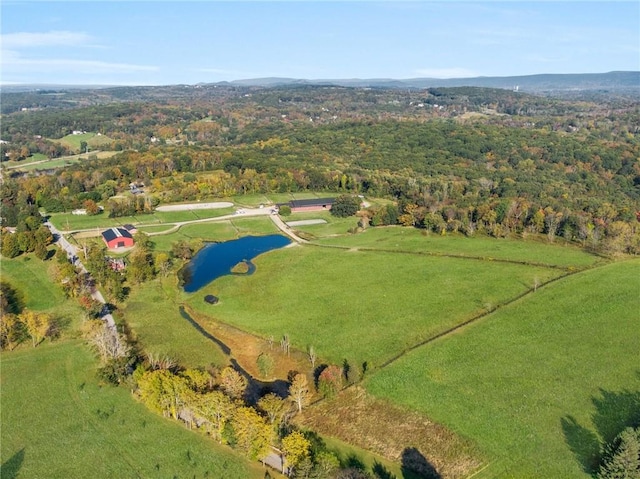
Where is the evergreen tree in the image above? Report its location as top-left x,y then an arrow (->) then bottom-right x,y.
597,427 -> 640,479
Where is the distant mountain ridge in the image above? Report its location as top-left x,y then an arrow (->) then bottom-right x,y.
223,71 -> 640,92
1,71 -> 638,95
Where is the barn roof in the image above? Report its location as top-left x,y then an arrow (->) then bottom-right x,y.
101,227 -> 133,242
289,197 -> 336,208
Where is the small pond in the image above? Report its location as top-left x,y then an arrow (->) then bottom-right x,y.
180,234 -> 291,293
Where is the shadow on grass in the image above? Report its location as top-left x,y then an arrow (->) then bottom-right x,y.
179,306 -> 290,404
560,415 -> 600,473
591,388 -> 640,445
562,386 -> 640,474
0,281 -> 25,315
401,447 -> 441,479
179,306 -> 230,355
229,358 -> 290,405
373,461 -> 397,479
1,448 -> 25,479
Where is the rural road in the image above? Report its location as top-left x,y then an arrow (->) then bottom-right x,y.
59,202 -> 310,245
147,202 -> 309,244
263,449 -> 287,476
45,220 -> 117,332
45,200 -> 319,333
46,205 -> 311,475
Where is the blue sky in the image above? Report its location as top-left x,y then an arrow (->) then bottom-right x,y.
1,1 -> 638,85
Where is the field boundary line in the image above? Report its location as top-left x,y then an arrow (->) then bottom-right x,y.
306,240 -> 592,271
373,262 -> 604,373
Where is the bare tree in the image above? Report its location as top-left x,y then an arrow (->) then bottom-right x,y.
307,345 -> 317,369
147,351 -> 178,371
86,322 -> 130,361
281,334 -> 290,356
288,373 -> 310,413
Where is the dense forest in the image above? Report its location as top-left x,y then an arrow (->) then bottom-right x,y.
1,83 -> 639,255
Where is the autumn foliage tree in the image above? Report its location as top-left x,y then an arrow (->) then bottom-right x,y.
0,313 -> 25,350
20,309 -> 53,347
317,365 -> 343,398
230,406 -> 273,461
289,373 -> 311,412
219,366 -> 248,401
194,390 -> 235,443
281,430 -> 311,475
257,392 -> 287,429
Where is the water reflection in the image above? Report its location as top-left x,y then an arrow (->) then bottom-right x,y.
180,234 -> 291,293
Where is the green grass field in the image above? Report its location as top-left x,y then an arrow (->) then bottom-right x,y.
54,132 -> 114,152
144,216 -> 278,252
283,210 -> 359,237
0,254 -> 86,338
229,216 -> 281,236
147,221 -> 240,252
25,153 -> 48,162
315,226 -> 602,268
6,151 -> 119,172
49,207 -> 235,231
186,245 -> 563,369
1,255 -> 66,311
364,259 -> 640,479
0,341 -> 263,479
122,276 -> 228,368
5,202 -> 629,479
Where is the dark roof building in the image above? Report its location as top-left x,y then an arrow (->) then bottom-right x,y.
286,197 -> 336,213
101,227 -> 135,249
122,224 -> 138,234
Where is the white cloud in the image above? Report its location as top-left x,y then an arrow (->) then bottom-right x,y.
414,68 -> 478,79
3,56 -> 158,74
1,30 -> 94,48
0,30 -> 157,82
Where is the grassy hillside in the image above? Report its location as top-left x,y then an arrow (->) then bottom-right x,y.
49,206 -> 235,231
0,254 -> 85,339
313,227 -> 603,268
55,132 -> 113,152
1,255 -> 69,311
122,276 -> 229,368
365,259 -> 640,478
187,244 -> 563,368
0,341 -> 263,479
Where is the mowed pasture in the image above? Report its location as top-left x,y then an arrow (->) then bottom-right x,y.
49,206 -> 235,231
0,341 -> 263,479
0,254 -> 85,335
145,216 -> 279,252
186,243 -> 564,369
122,276 -> 228,368
365,259 -> 640,479
54,132 -> 114,152
5,151 -> 118,172
313,226 -> 603,268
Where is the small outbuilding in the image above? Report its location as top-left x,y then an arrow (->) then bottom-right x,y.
122,224 -> 138,234
101,227 -> 135,249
